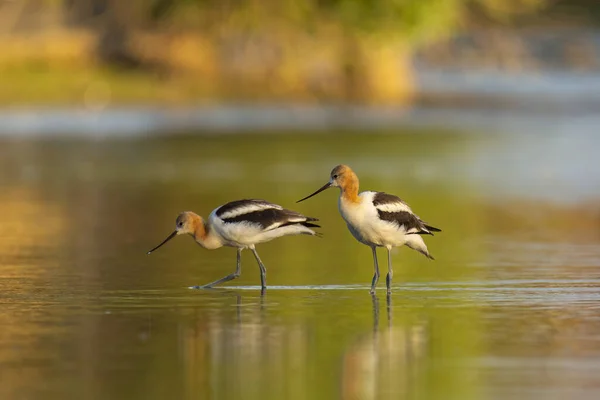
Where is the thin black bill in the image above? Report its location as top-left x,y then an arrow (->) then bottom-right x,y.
296,181 -> 332,203
147,231 -> 177,254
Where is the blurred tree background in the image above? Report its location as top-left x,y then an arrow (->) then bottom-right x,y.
1,0 -> 599,105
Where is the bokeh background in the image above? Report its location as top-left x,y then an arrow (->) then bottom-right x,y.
0,0 -> 599,108
1,1 -> 600,399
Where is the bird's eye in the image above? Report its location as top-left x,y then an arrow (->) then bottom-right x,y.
333,174 -> 338,179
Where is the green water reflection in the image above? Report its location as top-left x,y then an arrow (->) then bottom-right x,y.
0,132 -> 599,399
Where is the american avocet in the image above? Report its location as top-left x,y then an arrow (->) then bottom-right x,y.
147,199 -> 320,291
297,165 -> 441,294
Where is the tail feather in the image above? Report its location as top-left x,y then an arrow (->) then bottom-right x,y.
417,249 -> 435,260
409,246 -> 435,260
406,235 -> 435,260
300,217 -> 321,237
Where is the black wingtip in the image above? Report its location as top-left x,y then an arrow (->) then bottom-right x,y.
408,230 -> 434,236
425,224 -> 442,232
302,222 -> 321,228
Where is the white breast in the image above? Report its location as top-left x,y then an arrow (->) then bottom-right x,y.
338,192 -> 374,245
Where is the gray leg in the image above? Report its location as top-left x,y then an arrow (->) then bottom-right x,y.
370,246 -> 380,294
250,247 -> 267,290
386,247 -> 393,295
194,248 -> 242,289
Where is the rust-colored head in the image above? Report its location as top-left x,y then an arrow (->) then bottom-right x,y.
297,164 -> 359,203
147,212 -> 202,254
329,164 -> 357,189
175,211 -> 201,235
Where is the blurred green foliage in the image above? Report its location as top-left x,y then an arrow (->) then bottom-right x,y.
0,0 -> 581,105
96,0 -> 548,41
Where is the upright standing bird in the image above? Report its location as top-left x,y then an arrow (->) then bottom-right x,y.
147,199 -> 320,291
297,165 -> 440,294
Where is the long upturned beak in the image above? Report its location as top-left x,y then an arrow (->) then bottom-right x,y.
297,181 -> 332,203
147,231 -> 177,254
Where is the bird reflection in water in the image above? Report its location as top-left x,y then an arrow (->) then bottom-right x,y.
341,295 -> 429,400
179,291 -> 308,399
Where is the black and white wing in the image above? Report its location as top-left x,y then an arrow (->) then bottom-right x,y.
216,199 -> 320,231
372,192 -> 441,235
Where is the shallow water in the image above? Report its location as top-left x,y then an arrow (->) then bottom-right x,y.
0,131 -> 599,399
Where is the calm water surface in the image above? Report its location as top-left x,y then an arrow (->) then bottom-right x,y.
0,131 -> 599,399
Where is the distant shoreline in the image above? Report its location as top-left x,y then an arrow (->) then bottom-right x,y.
0,102 -> 598,137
